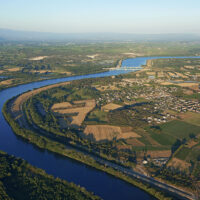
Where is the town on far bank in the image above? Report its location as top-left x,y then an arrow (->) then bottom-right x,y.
6,56 -> 200,196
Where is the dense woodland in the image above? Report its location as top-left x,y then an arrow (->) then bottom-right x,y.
0,151 -> 100,200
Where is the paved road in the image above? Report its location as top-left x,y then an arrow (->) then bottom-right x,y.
12,96 -> 196,200
94,157 -> 196,200
24,120 -> 197,200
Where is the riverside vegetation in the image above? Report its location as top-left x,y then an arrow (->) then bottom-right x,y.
4,57 -> 200,199
1,42 -> 200,199
1,41 -> 200,91
3,98 -> 174,200
0,151 -> 100,200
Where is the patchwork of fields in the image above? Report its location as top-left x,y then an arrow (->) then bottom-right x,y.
5,55 -> 200,197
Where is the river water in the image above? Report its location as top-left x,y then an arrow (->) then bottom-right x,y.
0,56 -> 199,200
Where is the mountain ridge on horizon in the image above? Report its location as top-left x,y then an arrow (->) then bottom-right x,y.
0,28 -> 200,42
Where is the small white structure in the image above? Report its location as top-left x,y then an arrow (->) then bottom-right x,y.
143,160 -> 148,165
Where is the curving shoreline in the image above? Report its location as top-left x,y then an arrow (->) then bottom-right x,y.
3,97 -> 195,200
1,56 -> 199,200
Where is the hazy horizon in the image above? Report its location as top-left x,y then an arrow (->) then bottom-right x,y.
1,0 -> 200,34
1,28 -> 200,35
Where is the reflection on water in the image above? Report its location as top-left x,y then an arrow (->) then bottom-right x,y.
1,56 -> 199,200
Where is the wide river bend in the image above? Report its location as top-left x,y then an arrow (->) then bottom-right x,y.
1,56 -> 199,200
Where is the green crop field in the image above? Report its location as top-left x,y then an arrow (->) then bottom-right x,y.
161,120 -> 200,138
174,147 -> 190,160
150,132 -> 177,146
147,120 -> 200,146
85,109 -> 108,124
180,112 -> 200,126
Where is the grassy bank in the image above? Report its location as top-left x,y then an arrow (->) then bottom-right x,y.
2,99 -> 176,200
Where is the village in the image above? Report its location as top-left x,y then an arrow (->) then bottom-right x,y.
94,77 -> 200,125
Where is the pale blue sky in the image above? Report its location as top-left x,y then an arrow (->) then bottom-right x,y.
0,0 -> 200,33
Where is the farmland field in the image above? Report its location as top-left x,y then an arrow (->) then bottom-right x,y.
147,120 -> 200,144
160,120 -> 200,138
174,147 -> 191,160
3,47 -> 200,198
83,125 -> 140,141
179,112 -> 200,126
52,100 -> 96,126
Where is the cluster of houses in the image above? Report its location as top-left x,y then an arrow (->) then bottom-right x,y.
96,80 -> 169,106
170,99 -> 200,113
95,78 -> 199,125
153,96 -> 200,114
96,79 -> 176,107
142,157 -> 169,167
143,96 -> 199,124
151,157 -> 169,167
145,114 -> 176,124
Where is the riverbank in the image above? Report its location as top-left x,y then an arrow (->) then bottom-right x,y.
3,83 -> 195,200
0,150 -> 101,200
1,56 -> 198,200
3,98 -> 175,200
0,67 -> 111,93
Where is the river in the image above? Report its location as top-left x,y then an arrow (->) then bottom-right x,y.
0,56 -> 199,200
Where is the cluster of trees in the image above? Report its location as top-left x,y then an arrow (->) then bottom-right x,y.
0,151 -> 100,200
3,88 -> 177,200
154,167 -> 193,188
23,83 -> 139,168
0,43 -> 121,79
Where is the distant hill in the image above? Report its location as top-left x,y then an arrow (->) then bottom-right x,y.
0,28 -> 200,42
0,36 -> 5,41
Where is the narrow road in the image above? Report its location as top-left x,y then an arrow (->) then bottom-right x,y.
9,93 -> 196,200
94,158 -> 196,200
